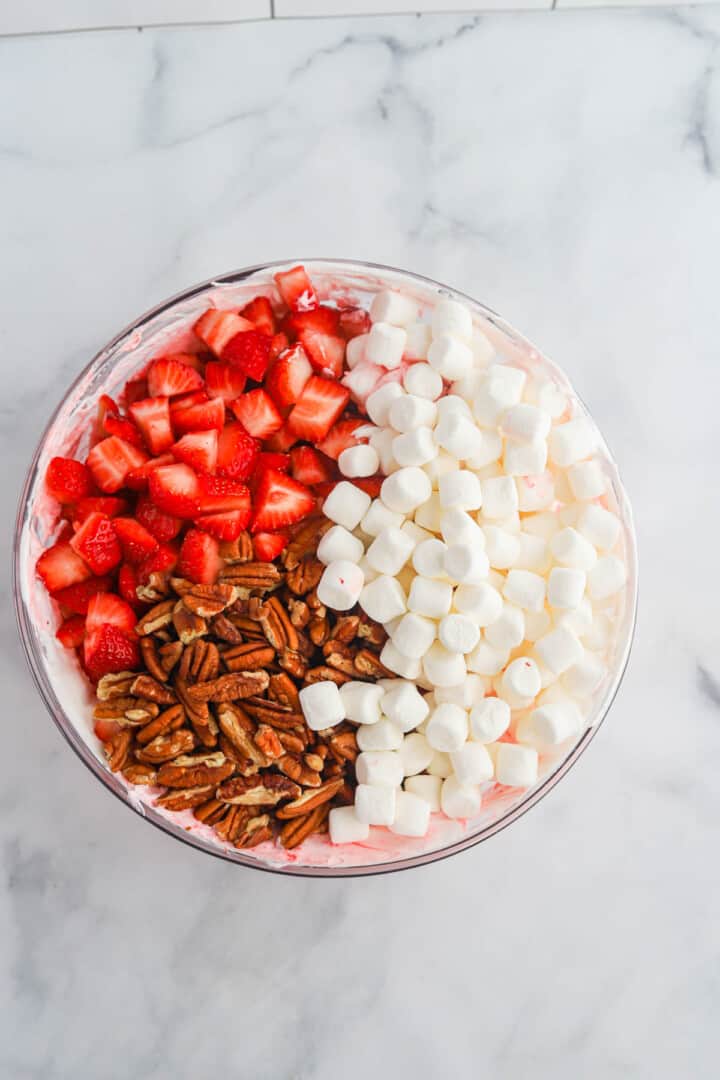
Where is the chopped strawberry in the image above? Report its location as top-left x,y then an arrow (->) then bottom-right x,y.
52,574 -> 113,614
284,306 -> 340,338
252,531 -> 289,561
46,457 -> 93,504
195,510 -> 248,541
70,512 -> 122,575
135,494 -> 182,542
71,497 -> 128,525
103,412 -> 145,448
297,327 -> 345,379
222,330 -> 272,382
148,463 -> 200,518
118,563 -> 141,606
84,624 -> 140,682
216,423 -> 258,481
147,355 -> 205,398
171,396 -> 225,435
250,468 -> 315,533
169,389 -> 209,418
37,541 -> 93,592
174,352 -> 207,373
124,453 -> 176,491
231,389 -> 283,440
86,436 -> 148,493
274,265 -> 318,313
264,344 -> 313,410
194,309 -> 254,356
94,718 -> 122,742
178,528 -> 220,585
263,423 -> 299,453
269,332 -> 289,361
240,296 -> 276,335
129,396 -> 174,454
353,475 -> 383,498
253,452 -> 290,485
290,446 -> 336,486
171,430 -> 218,474
124,377 -> 149,407
196,475 -> 251,514
137,542 -> 178,583
287,376 -> 350,442
86,591 -> 138,636
204,361 -> 247,403
316,418 -> 366,460
56,615 -> 86,649
94,394 -> 118,441
338,306 -> 372,339
113,518 -> 159,565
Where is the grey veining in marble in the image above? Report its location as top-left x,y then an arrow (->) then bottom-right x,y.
1,9 -> 719,1078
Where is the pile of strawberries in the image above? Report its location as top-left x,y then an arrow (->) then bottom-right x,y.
37,265 -> 377,685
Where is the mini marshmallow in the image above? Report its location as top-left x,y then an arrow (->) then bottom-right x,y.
392,612 -> 436,659
299,681 -> 346,731
502,569 -> 546,614
514,532 -> 550,574
554,594 -> 594,637
361,499 -> 404,538
473,366 -> 527,425
516,472 -> 555,512
465,429 -> 503,469
424,450 -> 459,487
444,543 -> 490,585
562,651 -> 606,697
342,362 -> 384,404
393,427 -> 437,467
356,718 -> 403,751
587,555 -> 627,600
354,784 -> 397,826
369,427 -> 399,474
428,334 -> 474,380
483,526 -> 521,570
523,609 -> 552,643
439,613 -> 481,654
450,742 -> 494,785
432,297 -> 473,342
466,639 -> 509,676
550,527 -> 598,570
370,288 -> 418,327
434,675 -> 486,709
358,557 -> 380,584
548,417 -> 596,467
503,440 -> 548,477
441,775 -> 482,819
527,701 -> 583,745
404,322 -> 432,360
502,657 -> 541,701
381,467 -> 433,514
548,567 -> 586,609
405,773 -> 442,811
317,525 -> 365,566
578,504 -> 621,551
366,381 -> 405,426
366,526 -> 415,576
470,697 -> 510,742
423,642 -> 467,688
359,575 -> 407,625
340,681 -> 386,726
323,481 -> 372,530
534,625 -> 583,675
380,640 -> 422,680
403,361 -> 443,399
339,444 -> 380,478
438,470 -> 483,510
470,326 -> 495,368
366,321 -> 406,369
494,743 -> 538,787
453,582 -> 504,626
408,576 -> 453,618
435,394 -> 473,422
389,790 -> 431,837
582,612 -> 613,651
481,475 -> 519,519
428,750 -> 453,778
398,732 -> 434,777
355,750 -> 404,788
568,459 -> 606,501
523,512 -> 562,540
426,702 -> 469,752
485,604 -> 525,650
382,681 -> 430,732
389,393 -> 437,432
401,520 -> 432,546
345,334 -> 367,369
433,415 -> 484,461
317,560 -> 364,611
328,805 -> 370,844
412,539 -> 448,579
534,379 -> 568,419
414,491 -> 443,532
440,508 -> 485,547
503,403 -> 552,443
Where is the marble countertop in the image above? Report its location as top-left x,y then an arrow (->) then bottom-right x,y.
1,9 -> 718,1077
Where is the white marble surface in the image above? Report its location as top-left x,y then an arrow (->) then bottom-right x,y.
1,9 -> 718,1077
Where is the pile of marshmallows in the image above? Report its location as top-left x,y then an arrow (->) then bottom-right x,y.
297,288 -> 628,846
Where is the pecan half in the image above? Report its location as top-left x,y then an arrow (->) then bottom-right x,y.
240,698 -> 305,732
139,637 -> 171,683
234,814 -> 273,849
130,674 -> 177,705
277,648 -> 307,680
172,603 -> 208,645
156,752 -> 234,789
182,583 -> 238,618
93,696 -> 137,720
267,672 -> 301,711
185,671 -> 269,703
193,798 -> 227,825
327,729 -> 358,764
136,572 -> 171,603
178,640 -> 220,684
155,785 -> 216,812
102,729 -> 132,772
96,672 -> 136,701
219,562 -> 282,591
276,753 -> 322,788
121,763 -> 157,785
124,699 -> 160,724
283,517 -> 332,570
256,596 -> 299,652
287,598 -> 310,629
286,557 -> 324,596
159,640 -> 184,674
223,643 -> 276,673
279,803 -> 330,849
275,779 -> 344,819
332,615 -> 360,643
135,729 -> 196,764
308,615 -> 330,646
356,616 -> 386,647
219,533 -> 254,564
210,613 -> 245,644
135,600 -> 175,636
136,704 -> 186,746
353,648 -> 392,678
174,676 -> 217,747
216,774 -> 301,806
322,640 -> 358,676
276,730 -> 308,754
303,665 -> 352,686
217,704 -> 271,769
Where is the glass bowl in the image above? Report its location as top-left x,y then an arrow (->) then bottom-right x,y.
13,259 -> 638,877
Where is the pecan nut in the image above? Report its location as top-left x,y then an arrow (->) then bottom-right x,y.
155,785 -> 216,812
172,603 -> 208,645
219,562 -> 282,591
96,672 -> 136,701
135,600 -> 176,636
223,643 -> 276,673
216,774 -> 301,806
274,779 -> 344,820
156,752 -> 235,789
185,671 -> 269,703
181,583 -> 239,618
130,674 -> 177,705
135,729 -> 196,764
279,803 -> 330,849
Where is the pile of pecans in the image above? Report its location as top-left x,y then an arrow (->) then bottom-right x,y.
94,516 -> 391,851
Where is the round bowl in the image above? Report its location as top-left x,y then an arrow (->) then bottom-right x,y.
14,259 -> 638,877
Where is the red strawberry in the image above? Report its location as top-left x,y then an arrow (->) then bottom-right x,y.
353,476 -> 383,498
253,452 -> 290,485
129,396 -> 174,454
264,344 -> 313,410
84,624 -> 140,681
194,309 -> 254,356
71,497 -> 128,525
250,468 -> 315,533
46,457 -> 93,504
274,265 -> 318,313
252,531 -> 289,561
86,436 -> 148,493
204,361 -> 247,403
316,418 -> 366,460
297,327 -> 345,379
137,542 -> 178,583
118,563 -> 141,606
70,512 -> 122,575
113,518 -> 159,564
338,307 -> 371,339
103,412 -> 145,448
270,332 -> 289,360
263,423 -> 299,453
53,574 -> 113,614
196,475 -> 251,514
56,615 -> 86,649
171,396 -> 225,435
148,463 -> 200,518
195,510 -> 248,541
147,355 -> 205,397
169,389 -> 208,418
216,423 -> 258,481
231,389 -> 283,440
222,330 -> 272,382
290,446 -> 335,486
37,541 -> 92,592
124,377 -> 149,407
171,430 -> 218,474
124,453 -> 176,491
135,494 -> 182,542
178,528 -> 220,585
284,306 -> 340,338
94,717 -> 122,742
240,296 -> 276,335
287,376 -> 350,442
86,591 -> 138,636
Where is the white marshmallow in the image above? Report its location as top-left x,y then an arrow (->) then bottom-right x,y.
441,775 -> 482,818
366,381 -> 405,426
369,427 -> 399,474
403,361 -> 443,399
381,467 -> 433,514
423,642 -> 467,688
433,415 -> 484,461
366,321 -> 406,369
440,508 -> 485,547
382,682 -> 429,732
428,750 -> 453,778
534,379 -> 568,419
568,459 -> 606,500
356,718 -> 403,751
404,323 -> 432,361
358,556 -> 380,584
502,569 -> 546,613
361,499 -> 404,538
444,543 -> 490,585
465,429 -> 503,469
401,520 -> 432,546
432,297 -> 473,342
577,504 -> 621,551
342,362 -> 384,404
317,560 -> 364,611
473,366 -> 526,425
322,481 -> 372,531
548,567 -> 586,609
451,742 -> 494,785
339,681 -> 386,726
438,613 -> 481,654
356,750 -> 404,788
453,582 -> 503,626
514,532 -> 549,574
426,703 -> 469,752
408,576 -> 453,619
503,440 -> 548,477
381,640 -> 422,679
299,681 -> 346,732
502,657 -> 541,701
554,594 -> 594,637
548,417 -> 596,467
370,289 -> 418,327
483,526 -> 521,570
582,612 -> 613,651
328,805 -> 370,844
494,743 -> 538,787
466,639 -> 509,676
428,334 -> 473,380
527,701 -> 583,745
424,450 -> 459,488
392,612 -> 436,659
485,604 -> 525,650
534,626 -> 583,675
338,444 -> 379,479
317,525 -> 365,566
398,732 -> 434,777
470,697 -> 510,742
393,427 -> 437,467
354,784 -> 397,826
404,773 -> 442,811
523,608 -> 552,643
366,526 -> 415,576
389,790 -> 431,836
434,675 -> 486,709
414,491 -> 443,531
412,539 -> 448,579
481,475 -> 519,519
550,527 -> 598,570
516,472 -> 555,512
435,394 -> 473,423
390,393 -> 437,432
562,651 -> 606,697
470,326 -> 495,367
503,404 -> 552,443
587,555 -> 627,600
345,334 -> 367,369
438,470 -> 483,510
523,512 -> 561,540
359,575 -> 407,625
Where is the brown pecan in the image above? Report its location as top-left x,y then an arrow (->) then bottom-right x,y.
322,641 -> 358,676
193,798 -> 227,825
135,729 -> 196,764
217,704 -> 271,769
283,517 -> 332,570
308,615 -> 330,646
234,814 -> 273,849
304,665 -> 352,686
156,752 -> 235,789
210,613 -> 245,644
124,699 -> 161,724
275,778 -> 344,820
136,704 -> 186,746
159,640 -> 184,674
267,672 -> 301,711
218,735 -> 259,777
155,785 -> 216,812
277,648 -> 308,680
223,643 -> 276,673
93,697 -> 137,720
135,599 -> 175,636
182,583 -> 238,618
174,676 -> 218,748
96,672 -> 136,701
103,729 -> 132,772
333,615 -> 360,643
216,774 -> 301,806
305,588 -> 325,613
286,557 -> 324,596
279,804 -> 330,849
353,648 -> 392,678
254,724 -> 284,760
136,572 -> 171,603
357,615 -> 386,647
304,752 -> 324,772
287,598 -> 310,629
276,730 -> 308,755
186,671 -> 269,703
219,532 -> 253,564
226,615 -> 267,640
172,603 -> 208,645
130,674 -> 177,705
256,596 -> 299,652
214,805 -> 253,843
240,698 -> 305,732
178,640 -> 220,684
276,753 -> 322,788
219,562 -> 282,591
328,729 -> 358,764
139,637 -> 171,683
121,763 -> 157,785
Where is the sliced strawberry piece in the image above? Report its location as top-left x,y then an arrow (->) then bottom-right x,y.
169,389 -> 209,418
118,563 -> 141,606
216,423 -> 258,481
37,541 -> 93,592
70,512 -> 122,575
274,265 -> 318,313
113,518 -> 159,565
284,306 -> 340,338
196,475 -> 251,515
195,510 -> 248,541
71,497 -> 128,526
128,396 -> 174,454
270,332 -> 289,361
178,528 -> 220,585
253,452 -> 290,484
137,542 -> 178,584
46,457 -> 93,504
124,377 -> 149,407
194,309 -> 254,356
264,344 -> 313,410
171,430 -> 218,474
86,591 -> 137,636
287,376 -> 350,442
290,446 -> 336,486
250,468 -> 315,534
56,614 -> 86,649
135,494 -> 182,542
84,624 -> 140,682
86,436 -> 148,494
252,531 -> 289,561
103,412 -> 145,448
240,296 -> 276,335
231,389 -> 283,440
94,393 -> 118,441
263,423 -> 299,453
354,475 -> 383,498
171,396 -> 225,435
222,330 -> 272,382
94,717 -> 122,742
124,453 -> 176,491
147,355 -> 205,398
297,327 -> 345,379
53,574 -> 113,614
316,418 -> 366,460
338,306 -> 372,339
204,361 -> 247,403
148,463 -> 200,519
